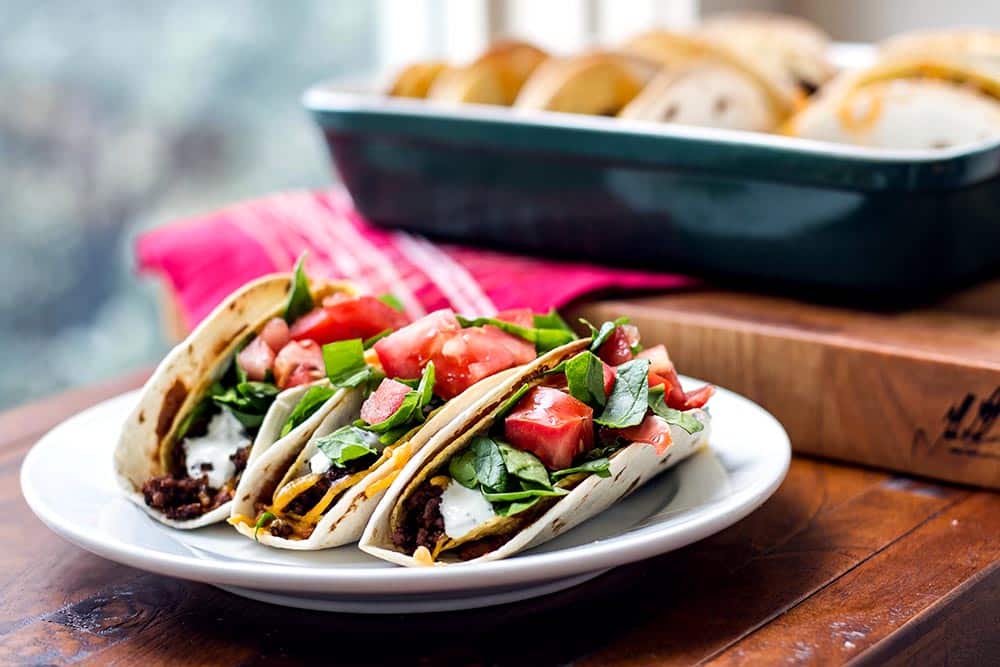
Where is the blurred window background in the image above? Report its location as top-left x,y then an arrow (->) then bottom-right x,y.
2,0 -> 998,410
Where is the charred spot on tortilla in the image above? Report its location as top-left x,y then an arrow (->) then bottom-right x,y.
214,323 -> 248,357
714,96 -> 730,115
157,379 -> 188,440
138,411 -> 145,424
625,477 -> 642,496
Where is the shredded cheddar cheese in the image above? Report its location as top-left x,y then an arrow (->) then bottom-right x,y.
429,475 -> 450,488
228,514 -> 255,528
412,546 -> 434,566
362,442 -> 412,497
364,471 -> 399,497
271,473 -> 322,512
300,470 -> 371,524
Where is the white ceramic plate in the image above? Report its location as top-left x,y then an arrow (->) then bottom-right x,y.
21,380 -> 790,613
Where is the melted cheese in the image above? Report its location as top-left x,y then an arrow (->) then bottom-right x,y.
183,409 -> 249,488
271,473 -> 322,512
301,470 -> 370,524
412,546 -> 434,566
228,514 -> 254,528
364,471 -> 399,497
362,442 -> 412,497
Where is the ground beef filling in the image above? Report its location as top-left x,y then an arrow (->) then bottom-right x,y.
392,480 -> 561,559
391,482 -> 444,554
142,445 -> 250,521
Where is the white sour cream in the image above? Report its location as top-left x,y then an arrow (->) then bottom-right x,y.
440,480 -> 496,539
309,450 -> 332,475
183,409 -> 250,489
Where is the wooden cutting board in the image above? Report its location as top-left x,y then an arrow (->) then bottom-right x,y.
573,280 -> 1000,490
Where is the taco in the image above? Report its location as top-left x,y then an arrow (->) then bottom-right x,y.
360,320 -> 714,565
786,55 -> 1000,149
115,258 -> 409,528
229,307 -> 580,548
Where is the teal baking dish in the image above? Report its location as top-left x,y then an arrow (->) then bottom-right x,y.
304,86 -> 1000,298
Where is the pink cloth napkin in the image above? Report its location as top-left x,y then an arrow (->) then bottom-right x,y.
136,189 -> 695,331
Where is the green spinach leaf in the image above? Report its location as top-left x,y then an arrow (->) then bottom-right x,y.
552,457 -> 611,480
378,293 -> 405,312
582,317 -> 630,352
565,351 -> 610,407
482,487 -> 568,502
497,442 -> 552,489
471,436 -> 507,491
493,497 -> 542,517
315,425 -> 382,467
284,254 -> 314,323
279,384 -> 336,437
322,339 -> 371,388
254,511 -> 276,541
455,314 -> 576,354
363,329 -> 392,349
363,363 -> 435,433
495,383 -> 534,419
533,309 -> 574,334
449,449 -> 478,489
595,358 -> 649,429
648,388 -> 705,434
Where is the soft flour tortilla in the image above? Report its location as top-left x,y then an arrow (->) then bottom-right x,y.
230,367 -> 523,549
114,273 -> 358,529
359,340 -> 712,566
786,56 -> 1000,149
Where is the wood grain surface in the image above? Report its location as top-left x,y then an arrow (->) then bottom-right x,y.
573,286 -> 1000,490
3,372 -> 1000,665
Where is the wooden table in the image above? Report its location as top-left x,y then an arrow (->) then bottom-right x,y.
3,373 -> 1000,666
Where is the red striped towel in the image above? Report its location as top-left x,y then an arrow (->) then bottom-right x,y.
137,189 -> 695,330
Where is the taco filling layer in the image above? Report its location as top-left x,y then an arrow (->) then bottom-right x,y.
242,307 -> 578,541
141,259 -> 407,521
389,321 -> 714,563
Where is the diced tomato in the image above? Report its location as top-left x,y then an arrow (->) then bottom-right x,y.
678,384 -> 715,410
375,309 -> 538,399
649,363 -> 714,410
289,296 -> 408,346
484,325 -> 536,365
260,317 -> 290,352
596,324 -> 640,366
360,378 -> 412,425
274,340 -> 325,389
504,387 -> 594,469
237,336 -> 275,382
620,415 -> 674,456
374,309 -> 461,380
493,308 -> 534,328
602,361 -> 616,397
637,344 -> 673,376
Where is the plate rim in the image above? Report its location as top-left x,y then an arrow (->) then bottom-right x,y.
21,381 -> 790,595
